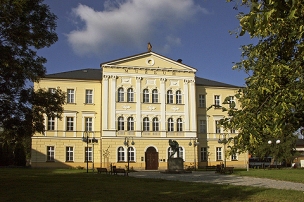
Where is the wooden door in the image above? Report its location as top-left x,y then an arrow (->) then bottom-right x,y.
145,147 -> 158,170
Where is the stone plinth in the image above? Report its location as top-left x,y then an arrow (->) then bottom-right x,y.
167,157 -> 184,171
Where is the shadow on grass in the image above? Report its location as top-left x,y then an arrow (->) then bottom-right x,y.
0,168 -> 302,202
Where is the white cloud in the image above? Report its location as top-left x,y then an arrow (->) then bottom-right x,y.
67,0 -> 208,55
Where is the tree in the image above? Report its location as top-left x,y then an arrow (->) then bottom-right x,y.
0,0 -> 65,141
222,0 -> 303,161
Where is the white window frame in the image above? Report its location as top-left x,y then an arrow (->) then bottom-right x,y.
215,120 -> 221,133
127,117 -> 134,131
85,147 -> 92,162
118,88 -> 124,102
176,90 -> 182,104
118,146 -> 125,162
143,117 -> 150,131
167,90 -> 173,104
66,117 -> 74,131
85,117 -> 93,131
177,118 -> 183,132
66,146 -> 74,162
152,89 -> 158,103
143,89 -> 149,103
216,147 -> 222,161
85,89 -> 93,104
152,117 -> 159,131
47,116 -> 55,131
214,95 -> 220,107
67,89 -> 75,103
47,146 -> 55,161
168,118 -> 174,131
118,116 -> 124,131
127,88 -> 134,102
128,147 -> 135,162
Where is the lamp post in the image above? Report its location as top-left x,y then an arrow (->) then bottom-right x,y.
82,131 -> 98,173
189,138 -> 199,170
268,139 -> 280,168
82,131 -> 89,173
124,137 -> 135,176
218,134 -> 228,168
91,137 -> 98,172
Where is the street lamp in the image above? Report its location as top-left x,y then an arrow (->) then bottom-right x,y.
82,131 -> 90,173
189,138 -> 199,170
124,137 -> 135,176
82,131 -> 98,173
218,134 -> 228,168
268,139 -> 280,168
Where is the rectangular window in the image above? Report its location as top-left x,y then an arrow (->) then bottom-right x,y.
47,146 -> 55,161
216,147 -> 222,161
85,147 -> 92,162
47,117 -> 55,130
199,94 -> 206,108
199,120 -> 206,134
230,129 -> 236,134
229,96 -> 235,108
67,89 -> 75,103
85,89 -> 93,104
66,147 -> 74,162
200,147 -> 207,161
85,117 -> 93,131
66,117 -> 74,131
231,153 -> 238,161
214,95 -> 220,108
128,147 -> 135,161
215,120 -> 221,133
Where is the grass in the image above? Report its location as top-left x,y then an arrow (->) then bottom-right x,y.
234,168 -> 304,183
0,168 -> 303,202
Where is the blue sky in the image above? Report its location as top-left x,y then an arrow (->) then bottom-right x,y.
39,0 -> 254,86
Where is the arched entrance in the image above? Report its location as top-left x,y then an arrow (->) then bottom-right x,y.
145,147 -> 158,170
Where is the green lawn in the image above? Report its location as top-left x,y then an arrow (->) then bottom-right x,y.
0,168 -> 303,202
234,168 -> 304,183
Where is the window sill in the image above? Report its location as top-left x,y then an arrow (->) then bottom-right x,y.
84,103 -> 95,105
67,103 -> 76,105
46,160 -> 55,162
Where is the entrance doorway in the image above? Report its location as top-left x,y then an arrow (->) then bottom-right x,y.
145,147 -> 158,170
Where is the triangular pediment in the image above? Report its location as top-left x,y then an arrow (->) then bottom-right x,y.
101,52 -> 196,73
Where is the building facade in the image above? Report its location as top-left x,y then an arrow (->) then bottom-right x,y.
31,51 -> 247,170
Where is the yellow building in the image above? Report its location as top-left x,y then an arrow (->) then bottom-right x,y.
31,51 -> 247,170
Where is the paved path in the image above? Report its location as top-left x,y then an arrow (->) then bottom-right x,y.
129,171 -> 304,191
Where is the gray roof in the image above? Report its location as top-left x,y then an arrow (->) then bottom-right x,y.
45,68 -> 102,80
195,77 -> 240,88
45,68 -> 240,88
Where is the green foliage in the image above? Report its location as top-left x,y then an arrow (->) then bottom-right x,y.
0,0 -> 65,140
222,0 -> 303,161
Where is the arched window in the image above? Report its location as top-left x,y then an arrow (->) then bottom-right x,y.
127,117 -> 134,131
143,117 -> 150,131
167,147 -> 184,159
143,89 -> 149,103
152,117 -> 159,131
118,116 -> 124,131
118,87 -> 124,102
117,146 -> 125,162
127,88 -> 134,102
168,118 -> 174,131
128,147 -> 135,161
176,90 -> 182,104
152,89 -> 158,103
177,118 -> 183,131
167,90 -> 173,104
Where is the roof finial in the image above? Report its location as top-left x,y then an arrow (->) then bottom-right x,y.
147,42 -> 152,52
